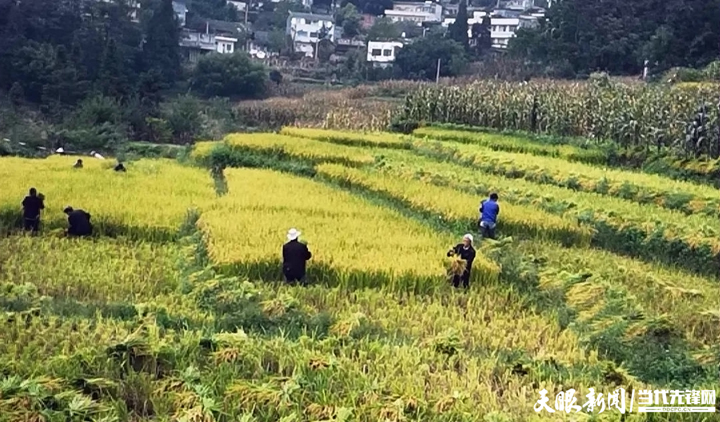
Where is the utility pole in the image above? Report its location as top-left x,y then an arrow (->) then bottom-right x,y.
435,58 -> 441,83
244,0 -> 250,24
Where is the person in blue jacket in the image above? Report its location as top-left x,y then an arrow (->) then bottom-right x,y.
478,193 -> 500,239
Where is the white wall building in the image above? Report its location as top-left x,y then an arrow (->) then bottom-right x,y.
441,13 -> 540,49
490,17 -> 519,48
384,1 -> 442,25
179,30 -> 238,62
227,1 -> 247,11
286,12 -> 335,57
366,41 -> 403,67
215,36 -> 237,53
442,10 -> 488,37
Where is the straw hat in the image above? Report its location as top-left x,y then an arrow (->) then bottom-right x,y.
287,228 -> 301,241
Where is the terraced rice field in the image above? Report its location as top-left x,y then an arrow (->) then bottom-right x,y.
0,126 -> 718,422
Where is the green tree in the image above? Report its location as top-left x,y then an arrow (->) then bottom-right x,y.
269,69 -> 283,85
341,0 -> 392,15
335,3 -> 362,38
163,95 -> 203,144
367,17 -> 400,41
317,38 -> 335,63
509,0 -> 720,76
265,29 -> 288,54
394,34 -> 468,80
447,0 -> 468,50
191,52 -> 268,98
143,0 -> 181,86
470,15 -> 491,56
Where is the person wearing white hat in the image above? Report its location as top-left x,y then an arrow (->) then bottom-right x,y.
446,233 -> 476,289
282,228 -> 312,285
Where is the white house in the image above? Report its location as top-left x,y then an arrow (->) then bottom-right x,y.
227,0 -> 247,11
442,10 -> 488,37
384,1 -> 442,25
441,13 -> 541,49
490,17 -> 519,48
286,12 -> 335,58
367,41 -> 403,67
179,20 -> 243,62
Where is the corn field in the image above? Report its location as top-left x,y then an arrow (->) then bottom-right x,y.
0,125 -> 718,422
401,80 -> 720,158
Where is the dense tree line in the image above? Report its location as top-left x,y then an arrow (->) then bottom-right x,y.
0,0 -> 268,152
0,0 -> 183,110
509,0 -> 720,76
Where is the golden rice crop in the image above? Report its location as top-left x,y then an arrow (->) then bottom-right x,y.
189,140 -> 221,163
0,236 -> 179,303
372,149 -> 720,275
280,127 -> 410,149
197,168 -> 499,292
225,133 -> 377,166
289,283 -> 590,364
518,240 -> 720,348
316,163 -> 592,248
0,156 -> 215,239
0,153 -> 714,422
414,138 -> 720,217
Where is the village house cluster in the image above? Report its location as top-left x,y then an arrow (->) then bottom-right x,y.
116,0 -> 546,65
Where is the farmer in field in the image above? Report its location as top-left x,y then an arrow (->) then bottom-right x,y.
114,162 -> 126,172
63,206 -> 92,237
282,228 -> 312,285
447,234 -> 476,289
478,192 -> 500,239
73,159 -> 83,168
21,188 -> 45,234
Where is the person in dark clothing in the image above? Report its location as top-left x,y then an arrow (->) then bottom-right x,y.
478,193 -> 500,239
446,234 -> 476,289
74,159 -> 83,168
21,188 -> 45,234
282,228 -> 312,284
114,162 -> 126,172
63,206 -> 93,237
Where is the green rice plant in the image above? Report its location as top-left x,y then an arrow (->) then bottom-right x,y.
413,126 -> 607,164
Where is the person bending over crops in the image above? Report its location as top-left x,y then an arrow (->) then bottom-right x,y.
114,162 -> 126,172
282,228 -> 312,285
21,188 -> 45,234
478,193 -> 500,239
447,234 -> 476,289
73,159 -> 83,168
63,206 -> 92,237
